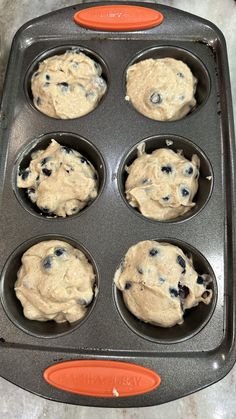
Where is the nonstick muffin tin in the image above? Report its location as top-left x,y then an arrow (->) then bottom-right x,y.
0,1 -> 235,408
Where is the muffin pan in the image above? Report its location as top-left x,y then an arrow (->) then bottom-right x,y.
0,1 -> 235,408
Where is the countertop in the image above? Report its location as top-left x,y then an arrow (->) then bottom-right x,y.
0,0 -> 235,418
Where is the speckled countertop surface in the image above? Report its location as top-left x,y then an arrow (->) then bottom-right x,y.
0,1 -> 236,418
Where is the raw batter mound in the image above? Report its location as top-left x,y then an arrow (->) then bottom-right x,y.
114,241 -> 212,328
17,139 -> 98,217
126,57 -> 197,121
31,49 -> 107,119
15,240 -> 96,323
125,144 -> 200,221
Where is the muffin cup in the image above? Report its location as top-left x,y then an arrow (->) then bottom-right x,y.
0,235 -> 99,338
13,131 -> 106,219
118,134 -> 213,223
113,238 -> 217,344
24,44 -> 110,119
124,45 -> 211,121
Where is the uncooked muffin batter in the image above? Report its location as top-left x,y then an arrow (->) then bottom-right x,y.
114,240 -> 212,328
126,58 -> 197,121
125,144 -> 200,221
31,49 -> 107,119
15,240 -> 96,323
17,139 -> 98,217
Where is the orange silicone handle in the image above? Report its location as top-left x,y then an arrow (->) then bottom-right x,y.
74,5 -> 164,31
43,360 -> 161,397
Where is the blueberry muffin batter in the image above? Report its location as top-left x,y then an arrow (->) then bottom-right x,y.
125,144 -> 200,220
114,241 -> 212,328
31,49 -> 107,119
126,58 -> 197,121
15,240 -> 96,323
17,139 -> 98,217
